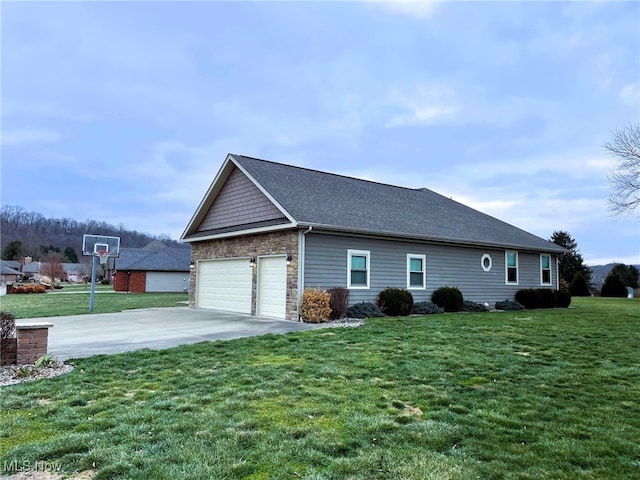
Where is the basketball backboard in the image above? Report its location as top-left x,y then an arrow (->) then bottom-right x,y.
82,234 -> 121,257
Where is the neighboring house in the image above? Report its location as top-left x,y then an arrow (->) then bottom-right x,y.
21,260 -> 43,282
1,260 -> 22,283
62,263 -> 91,283
181,154 -> 566,320
114,241 -> 191,293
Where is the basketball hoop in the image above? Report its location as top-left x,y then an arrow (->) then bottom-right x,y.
97,251 -> 110,265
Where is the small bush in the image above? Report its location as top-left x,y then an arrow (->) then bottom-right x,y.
556,289 -> 572,308
299,288 -> 332,323
539,289 -> 558,308
461,300 -> 489,312
377,287 -> 414,316
35,286 -> 46,294
100,279 -> 111,285
14,286 -> 26,294
431,287 -> 464,312
1,311 -> 16,366
328,287 -> 350,320
495,299 -> 524,311
345,302 -> 384,319
515,289 -> 544,309
412,302 -> 444,315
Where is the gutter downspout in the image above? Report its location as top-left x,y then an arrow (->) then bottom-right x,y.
297,226 -> 313,321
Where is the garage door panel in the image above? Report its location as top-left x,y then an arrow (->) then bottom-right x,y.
197,259 -> 251,313
257,256 -> 286,319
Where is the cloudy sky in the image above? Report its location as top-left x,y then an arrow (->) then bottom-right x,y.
2,0 -> 639,265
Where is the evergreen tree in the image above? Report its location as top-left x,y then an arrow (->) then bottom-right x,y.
63,247 -> 79,263
2,240 -> 25,260
600,274 -> 628,297
569,271 -> 591,297
608,264 -> 639,289
550,231 -> 592,286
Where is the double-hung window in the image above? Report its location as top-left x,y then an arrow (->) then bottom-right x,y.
348,250 -> 370,289
506,251 -> 518,284
540,254 -> 552,285
407,254 -> 426,289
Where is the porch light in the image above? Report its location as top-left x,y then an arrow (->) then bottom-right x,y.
286,253 -> 292,266
249,256 -> 256,267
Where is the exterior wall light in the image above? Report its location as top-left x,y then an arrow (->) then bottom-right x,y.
286,253 -> 292,266
249,256 -> 257,267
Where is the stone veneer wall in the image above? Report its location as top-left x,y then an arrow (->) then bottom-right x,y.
189,229 -> 300,320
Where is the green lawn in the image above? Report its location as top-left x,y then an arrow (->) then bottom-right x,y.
1,297 -> 638,479
0,290 -> 189,319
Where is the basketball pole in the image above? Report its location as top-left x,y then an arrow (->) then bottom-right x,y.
89,254 -> 98,312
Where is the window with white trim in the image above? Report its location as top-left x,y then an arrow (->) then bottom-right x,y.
481,254 -> 492,272
347,250 -> 370,289
506,251 -> 518,284
407,254 -> 426,289
540,254 -> 552,285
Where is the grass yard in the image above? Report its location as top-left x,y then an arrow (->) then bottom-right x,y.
1,297 -> 638,479
0,290 -> 189,318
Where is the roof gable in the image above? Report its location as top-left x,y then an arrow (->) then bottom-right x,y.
196,166 -> 286,233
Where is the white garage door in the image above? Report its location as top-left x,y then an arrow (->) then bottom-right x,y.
147,272 -> 189,292
197,259 -> 252,313
257,256 -> 287,319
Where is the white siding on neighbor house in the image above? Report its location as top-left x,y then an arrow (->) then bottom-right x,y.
303,233 -> 557,306
146,272 -> 190,293
196,259 -> 252,313
257,256 -> 287,319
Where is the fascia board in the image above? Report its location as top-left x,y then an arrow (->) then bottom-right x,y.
181,223 -> 297,243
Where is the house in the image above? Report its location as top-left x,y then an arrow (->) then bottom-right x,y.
1,260 -> 22,283
181,154 -> 566,320
113,241 -> 191,293
62,263 -> 90,283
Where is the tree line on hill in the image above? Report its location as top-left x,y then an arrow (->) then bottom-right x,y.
1,205 -> 183,262
551,230 -> 639,297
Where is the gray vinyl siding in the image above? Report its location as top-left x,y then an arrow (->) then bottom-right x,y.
304,233 -> 557,306
197,167 -> 285,232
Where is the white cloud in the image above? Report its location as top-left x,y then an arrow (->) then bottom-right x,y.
385,83 -> 458,127
619,82 -> 640,107
0,128 -> 61,146
374,0 -> 439,19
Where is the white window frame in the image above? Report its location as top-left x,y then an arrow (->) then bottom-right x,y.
347,249 -> 370,289
407,254 -> 426,290
481,254 -> 492,272
540,254 -> 552,286
505,251 -> 519,285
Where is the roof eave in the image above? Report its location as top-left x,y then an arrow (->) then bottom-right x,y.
182,222 -> 298,243
298,223 -> 567,254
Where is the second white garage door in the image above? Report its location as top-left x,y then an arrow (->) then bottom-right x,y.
257,256 -> 287,319
197,259 -> 252,313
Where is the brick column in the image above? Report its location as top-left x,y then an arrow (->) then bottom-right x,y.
16,323 -> 53,365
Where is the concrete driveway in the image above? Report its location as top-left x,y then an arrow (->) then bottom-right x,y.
16,308 -> 324,361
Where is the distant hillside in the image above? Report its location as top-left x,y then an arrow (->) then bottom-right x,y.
1,205 -> 184,260
589,263 -> 640,288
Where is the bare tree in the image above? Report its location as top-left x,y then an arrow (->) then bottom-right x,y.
604,123 -> 640,216
41,253 -> 66,289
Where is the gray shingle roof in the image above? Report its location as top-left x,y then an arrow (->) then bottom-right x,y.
115,244 -> 191,271
231,154 -> 565,253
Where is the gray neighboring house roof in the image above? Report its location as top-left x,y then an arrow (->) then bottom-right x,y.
1,260 -> 22,276
115,242 -> 191,272
183,154 -> 565,254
